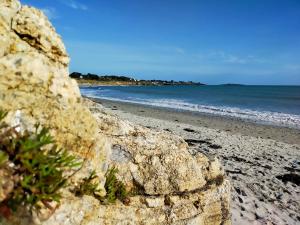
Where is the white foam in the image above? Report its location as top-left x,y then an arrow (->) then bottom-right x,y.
81,91 -> 300,129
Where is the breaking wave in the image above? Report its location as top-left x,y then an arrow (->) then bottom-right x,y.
81,87 -> 300,129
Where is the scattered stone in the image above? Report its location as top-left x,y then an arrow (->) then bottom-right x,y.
209,144 -> 222,149
255,207 -> 267,219
184,139 -> 211,146
284,166 -> 300,173
238,196 -> 243,203
144,197 -> 165,208
183,128 -> 195,133
276,173 -> 300,186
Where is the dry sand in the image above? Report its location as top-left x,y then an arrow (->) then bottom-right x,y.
90,97 -> 300,225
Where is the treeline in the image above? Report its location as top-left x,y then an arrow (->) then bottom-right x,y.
70,72 -> 135,82
70,72 -> 205,85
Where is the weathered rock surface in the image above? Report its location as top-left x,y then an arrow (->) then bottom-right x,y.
0,0 -> 108,198
81,99 -> 231,225
0,0 -> 231,224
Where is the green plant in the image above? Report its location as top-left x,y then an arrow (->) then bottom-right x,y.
74,167 -> 129,205
0,110 -> 81,217
73,170 -> 101,197
0,151 -> 8,166
0,110 -> 8,121
104,166 -> 127,203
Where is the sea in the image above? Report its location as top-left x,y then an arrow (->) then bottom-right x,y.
80,85 -> 300,129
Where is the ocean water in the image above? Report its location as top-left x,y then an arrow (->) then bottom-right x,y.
80,85 -> 300,129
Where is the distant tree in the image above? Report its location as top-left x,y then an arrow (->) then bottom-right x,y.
69,72 -> 82,79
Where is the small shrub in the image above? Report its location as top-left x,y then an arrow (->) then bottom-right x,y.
74,166 -> 129,205
104,166 -> 127,203
73,170 -> 101,197
0,110 -> 81,217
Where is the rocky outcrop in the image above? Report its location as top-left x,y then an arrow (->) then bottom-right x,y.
81,99 -> 231,225
0,0 -> 231,224
0,0 -> 108,197
0,0 -> 113,220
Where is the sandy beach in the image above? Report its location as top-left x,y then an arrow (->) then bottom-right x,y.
89,97 -> 300,225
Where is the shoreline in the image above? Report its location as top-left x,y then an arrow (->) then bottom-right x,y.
87,97 -> 300,145
78,83 -> 204,87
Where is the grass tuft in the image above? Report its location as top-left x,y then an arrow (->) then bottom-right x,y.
73,170 -> 101,197
0,110 -> 81,218
73,166 -> 129,205
104,166 -> 128,204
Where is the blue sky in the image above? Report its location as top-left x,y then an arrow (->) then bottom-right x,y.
21,0 -> 300,85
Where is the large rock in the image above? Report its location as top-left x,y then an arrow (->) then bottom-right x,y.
79,99 -> 231,225
0,0 -> 109,195
0,1 -> 231,224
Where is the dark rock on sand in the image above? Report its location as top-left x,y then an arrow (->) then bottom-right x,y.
183,128 -> 196,132
276,173 -> 300,186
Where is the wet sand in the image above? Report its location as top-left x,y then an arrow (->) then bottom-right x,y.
90,97 -> 300,145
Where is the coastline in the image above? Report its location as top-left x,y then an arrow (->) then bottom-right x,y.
78,82 -> 137,86
87,96 -> 300,225
78,83 -> 204,87
87,97 -> 300,145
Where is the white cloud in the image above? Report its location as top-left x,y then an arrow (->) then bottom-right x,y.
61,0 -> 88,10
174,47 -> 185,54
224,54 -> 247,64
284,64 -> 300,71
41,7 -> 58,20
206,50 -> 266,65
149,44 -> 186,55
